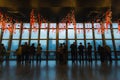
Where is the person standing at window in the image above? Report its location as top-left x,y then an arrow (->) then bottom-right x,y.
78,43 -> 84,62
36,43 -> 42,63
87,43 -> 92,62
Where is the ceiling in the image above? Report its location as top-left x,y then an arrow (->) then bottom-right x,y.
0,0 -> 120,22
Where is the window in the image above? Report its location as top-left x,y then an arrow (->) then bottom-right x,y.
113,29 -> 120,39
68,29 -> 75,39
50,23 -> 56,28
23,23 -> 30,28
21,40 -> 28,45
31,29 -> 38,39
40,29 -> 47,39
59,29 -> 66,39
22,29 -> 29,39
12,29 -> 20,39
49,29 -> 56,39
112,23 -> 118,28
58,40 -> 66,44
94,29 -> 102,39
104,29 -> 112,39
40,40 -> 47,51
95,40 -> 103,50
2,30 -> 10,39
76,29 -> 84,39
41,23 -> 48,28
105,40 -> 114,51
77,40 -> 84,47
86,29 -> 93,39
2,40 -> 9,50
11,40 -> 19,51
115,40 -> 120,51
48,40 -> 56,51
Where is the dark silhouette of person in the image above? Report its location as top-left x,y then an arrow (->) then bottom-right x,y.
63,43 -> 68,64
104,45 -> 112,62
58,43 -> 63,64
78,43 -> 84,61
70,42 -> 77,63
87,43 -> 92,62
30,43 -> 36,62
0,44 -> 6,62
36,43 -> 42,62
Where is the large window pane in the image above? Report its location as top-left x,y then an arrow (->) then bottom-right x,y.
22,29 -> 29,39
14,23 -> 21,28
30,40 -> 38,47
58,40 -> 66,44
49,29 -> 56,39
105,40 -> 114,51
68,23 -> 74,28
12,29 -> 20,39
41,23 -> 48,28
85,23 -> 92,28
76,29 -> 84,39
94,23 -> 100,28
104,29 -> 112,39
112,23 -> 118,28
50,23 -> 56,28
68,40 -> 75,51
23,23 -> 30,28
86,40 -> 94,50
95,40 -> 103,50
94,29 -> 102,39
40,40 -> 47,51
40,29 -> 47,39
86,29 -> 93,39
59,23 -> 66,28
11,40 -> 19,51
113,29 -> 120,39
76,23 -> 83,28
77,40 -> 84,48
115,40 -> 120,51
48,40 -> 56,51
2,40 -> 9,50
2,30 -> 10,39
68,29 -> 75,39
31,29 -> 38,39
59,29 -> 66,39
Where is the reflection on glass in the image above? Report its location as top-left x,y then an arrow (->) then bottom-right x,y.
86,40 -> 94,50
14,23 -> 21,28
68,29 -> 75,39
68,23 -> 74,28
30,40 -> 38,47
85,23 -> 92,28
49,29 -> 56,39
40,40 -> 47,51
50,23 -> 56,28
41,23 -> 48,28
105,40 -> 113,50
94,29 -> 102,39
2,40 -> 9,50
13,29 -> 20,39
31,29 -> 38,39
23,23 -> 30,28
94,23 -> 100,28
112,23 -> 118,28
115,40 -> 120,51
59,23 -> 66,28
22,29 -> 29,39
3,30 -> 10,39
59,29 -> 66,39
68,40 -> 75,51
77,29 -> 84,39
113,29 -> 120,39
40,29 -> 47,39
11,40 -> 19,51
86,29 -> 93,39
48,40 -> 56,51
104,29 -> 112,39
76,23 -> 83,28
